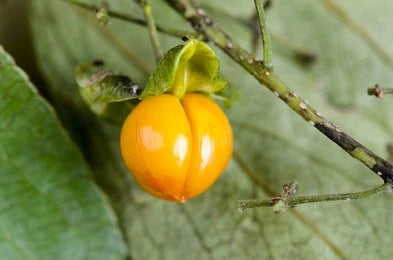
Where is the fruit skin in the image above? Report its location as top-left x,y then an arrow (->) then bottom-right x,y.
120,93 -> 233,202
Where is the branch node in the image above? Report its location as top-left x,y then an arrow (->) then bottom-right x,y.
272,181 -> 299,214
367,84 -> 393,98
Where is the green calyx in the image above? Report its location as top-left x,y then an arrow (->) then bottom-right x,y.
75,61 -> 141,123
141,38 -> 228,99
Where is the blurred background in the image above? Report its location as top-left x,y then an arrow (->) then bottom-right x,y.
0,0 -> 45,88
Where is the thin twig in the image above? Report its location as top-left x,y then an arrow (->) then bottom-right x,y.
233,152 -> 347,259
62,0 -> 194,38
253,0 -> 272,69
238,183 -> 391,213
135,0 -> 162,61
200,4 -> 316,65
70,2 -> 151,76
163,0 -> 393,185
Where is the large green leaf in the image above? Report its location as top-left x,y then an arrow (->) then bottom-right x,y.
30,0 -> 393,259
0,46 -> 126,259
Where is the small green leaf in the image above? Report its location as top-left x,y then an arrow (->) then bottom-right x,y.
141,38 -> 228,99
76,61 -> 141,123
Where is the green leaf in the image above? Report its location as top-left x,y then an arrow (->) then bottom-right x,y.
76,61 -> 141,104
75,61 -> 141,123
30,0 -> 393,259
141,38 -> 228,99
0,46 -> 126,259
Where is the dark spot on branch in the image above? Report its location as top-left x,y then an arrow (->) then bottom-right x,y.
372,160 -> 393,184
314,122 -> 357,151
315,122 -> 393,184
279,94 -> 289,103
189,15 -> 202,31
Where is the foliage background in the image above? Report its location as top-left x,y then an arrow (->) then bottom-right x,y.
1,0 -> 393,259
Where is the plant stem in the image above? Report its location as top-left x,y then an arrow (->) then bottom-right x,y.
253,0 -> 272,69
63,0 -> 194,38
238,183 -> 391,212
135,0 -> 162,61
163,0 -> 393,185
233,152 -> 347,259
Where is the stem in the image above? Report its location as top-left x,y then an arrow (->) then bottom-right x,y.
163,0 -> 393,185
200,3 -> 316,65
233,152 -> 348,259
253,0 -> 272,69
135,0 -> 162,61
238,183 -> 391,212
63,0 -> 194,38
71,2 -> 151,76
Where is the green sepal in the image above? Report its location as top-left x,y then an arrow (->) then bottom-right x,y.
76,62 -> 141,104
75,61 -> 141,124
141,38 -> 228,99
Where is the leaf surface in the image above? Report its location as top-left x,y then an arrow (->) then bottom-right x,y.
0,46 -> 126,259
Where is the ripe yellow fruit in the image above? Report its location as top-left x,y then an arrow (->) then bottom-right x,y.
120,93 -> 233,202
